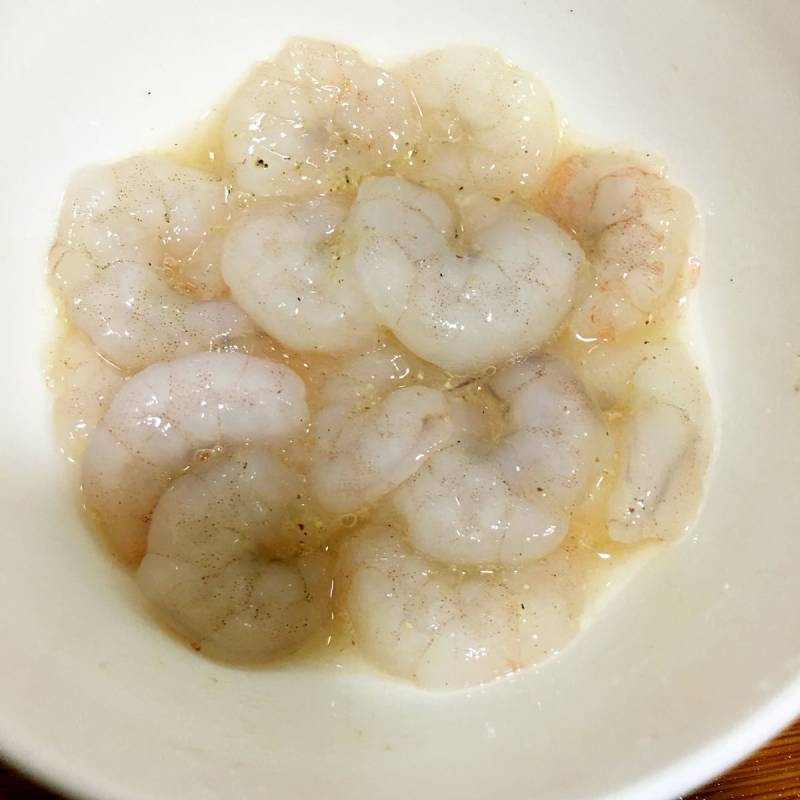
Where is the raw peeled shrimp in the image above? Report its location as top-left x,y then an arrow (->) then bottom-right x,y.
402,46 -> 558,197
394,356 -> 608,565
339,522 -> 582,690
221,196 -> 378,352
309,385 -> 452,514
50,330 -> 126,463
47,40 -> 715,679
311,337 -> 435,408
567,332 -> 660,411
223,37 -> 421,197
607,346 -> 711,543
50,156 -> 254,370
491,354 -> 611,507
138,450 -> 332,661
544,151 -> 696,341
305,340 -> 450,513
82,351 -> 307,563
349,177 -> 583,374
395,445 -> 566,566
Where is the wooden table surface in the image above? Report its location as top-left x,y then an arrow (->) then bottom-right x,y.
1,718 -> 799,799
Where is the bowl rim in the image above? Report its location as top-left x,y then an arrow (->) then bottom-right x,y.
2,673 -> 800,800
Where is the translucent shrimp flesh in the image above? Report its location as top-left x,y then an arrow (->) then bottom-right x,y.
310,337 -> 436,408
394,356 -> 609,566
340,522 -> 582,690
82,351 -> 307,563
50,156 -> 254,370
491,355 -> 611,508
223,37 -> 421,197
349,176 -> 583,374
50,329 -> 126,463
395,444 -> 567,566
544,151 -> 696,341
221,195 -> 378,352
402,46 -> 558,197
607,346 -> 711,543
309,385 -> 452,514
567,331 -> 663,411
137,450 -> 332,661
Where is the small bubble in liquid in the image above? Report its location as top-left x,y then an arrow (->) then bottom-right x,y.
195,448 -> 216,462
341,513 -> 358,528
484,365 -> 497,377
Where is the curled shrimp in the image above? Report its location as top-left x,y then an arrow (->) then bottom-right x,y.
221,195 -> 378,353
223,37 -> 421,197
50,330 -> 126,463
491,355 -> 611,507
50,156 -> 254,370
544,151 -> 696,341
82,351 -> 307,562
304,340 -> 451,514
607,345 -> 711,543
310,337 -> 437,407
309,384 -> 452,515
394,356 -> 608,566
401,46 -> 558,197
349,177 -> 583,374
339,522 -> 582,690
137,449 -> 332,661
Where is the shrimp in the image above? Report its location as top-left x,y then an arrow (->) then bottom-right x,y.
309,386 -> 452,515
607,346 -> 711,543
349,177 -> 583,374
82,351 -> 307,563
311,337 -> 436,407
566,336 -> 658,411
50,156 -> 254,370
395,445 -> 566,566
339,523 -> 582,690
394,356 -> 608,565
221,195 -> 378,353
137,450 -> 332,661
401,46 -> 558,197
303,339 -> 451,514
223,37 -> 421,197
491,355 -> 611,507
543,151 -> 696,341
49,330 -> 126,463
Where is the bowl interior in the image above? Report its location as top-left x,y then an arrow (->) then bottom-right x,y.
1,2 -> 799,799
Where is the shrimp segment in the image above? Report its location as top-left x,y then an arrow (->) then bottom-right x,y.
544,151 -> 696,341
350,177 -> 583,374
491,355 -> 610,507
312,337 -> 435,407
223,38 -> 421,197
82,351 -> 307,563
138,451 -> 332,661
310,386 -> 452,514
394,356 -> 607,566
395,445 -> 567,565
340,523 -> 581,690
402,46 -> 558,196
221,196 -> 378,352
51,157 -> 254,370
50,330 -> 126,462
608,347 -> 711,543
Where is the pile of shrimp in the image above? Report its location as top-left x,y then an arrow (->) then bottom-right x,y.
48,38 -> 711,690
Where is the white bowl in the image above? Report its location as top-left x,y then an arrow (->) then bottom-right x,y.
2,1 -> 799,798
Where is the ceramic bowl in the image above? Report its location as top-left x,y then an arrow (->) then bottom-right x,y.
1,1 -> 799,798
